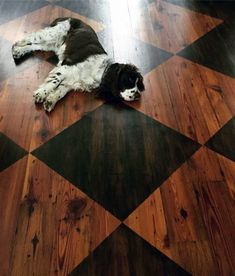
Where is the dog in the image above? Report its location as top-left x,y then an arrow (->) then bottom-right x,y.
12,18 -> 145,112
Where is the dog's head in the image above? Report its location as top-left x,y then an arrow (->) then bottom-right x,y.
98,63 -> 145,101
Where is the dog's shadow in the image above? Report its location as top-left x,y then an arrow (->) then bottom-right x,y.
13,51 -> 57,66
13,53 -> 33,65
102,97 -> 142,113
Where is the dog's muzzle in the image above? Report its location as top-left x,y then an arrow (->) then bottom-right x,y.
120,89 -> 141,102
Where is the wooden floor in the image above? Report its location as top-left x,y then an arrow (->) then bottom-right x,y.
0,0 -> 235,275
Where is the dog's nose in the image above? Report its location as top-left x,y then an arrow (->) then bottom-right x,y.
134,92 -> 140,100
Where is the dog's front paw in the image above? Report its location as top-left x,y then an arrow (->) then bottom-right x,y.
33,88 -> 49,103
33,92 -> 44,103
43,99 -> 55,112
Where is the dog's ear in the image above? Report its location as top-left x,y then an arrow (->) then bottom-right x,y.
118,64 -> 145,92
97,63 -> 123,100
137,73 -> 145,92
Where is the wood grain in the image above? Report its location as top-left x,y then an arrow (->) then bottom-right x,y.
0,5 -> 104,43
31,101 -> 200,221
9,155 -> 120,276
0,62 -> 53,151
128,0 -> 222,53
0,156 -> 28,276
128,56 -> 235,144
0,0 -> 234,274
125,147 -> 235,275
70,224 -> 190,276
0,62 -> 103,152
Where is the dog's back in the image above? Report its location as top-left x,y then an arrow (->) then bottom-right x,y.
51,18 -> 107,66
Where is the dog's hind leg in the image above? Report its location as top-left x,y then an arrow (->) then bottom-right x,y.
12,19 -> 71,60
12,43 -> 43,60
12,30 -> 51,59
43,84 -> 71,112
33,67 -> 66,103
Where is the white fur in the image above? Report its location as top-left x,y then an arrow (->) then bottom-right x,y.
12,20 -> 71,60
34,54 -> 110,111
120,79 -> 140,101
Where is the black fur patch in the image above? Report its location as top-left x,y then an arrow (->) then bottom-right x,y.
53,18 -> 107,65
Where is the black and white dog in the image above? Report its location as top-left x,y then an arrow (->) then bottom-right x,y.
12,18 -> 145,112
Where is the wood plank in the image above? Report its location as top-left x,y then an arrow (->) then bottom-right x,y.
0,63 -> 53,151
128,0 -> 222,53
0,156 -> 28,276
0,0 -> 234,274
9,155 -> 120,275
0,5 -> 104,43
0,61 -> 103,152
125,147 -> 235,275
128,56 -> 235,144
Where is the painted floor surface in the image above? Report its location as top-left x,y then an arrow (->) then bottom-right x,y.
0,0 -> 234,275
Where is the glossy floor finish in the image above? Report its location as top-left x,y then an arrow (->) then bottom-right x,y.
0,0 -> 234,275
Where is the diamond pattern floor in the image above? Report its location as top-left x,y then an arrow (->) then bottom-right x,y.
70,224 -> 190,276
0,132 -> 27,172
0,0 -> 234,275
178,23 -> 235,78
205,117 -> 235,161
32,102 -> 200,220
